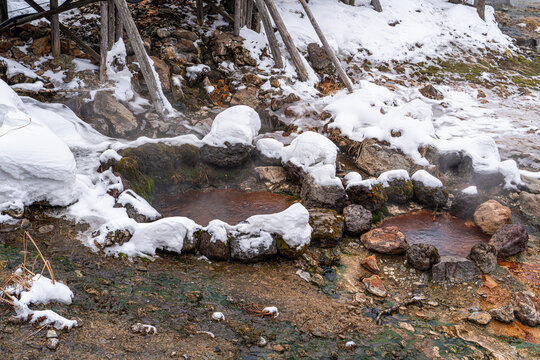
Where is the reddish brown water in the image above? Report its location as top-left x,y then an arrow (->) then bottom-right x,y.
381,210 -> 489,257
152,189 -> 296,226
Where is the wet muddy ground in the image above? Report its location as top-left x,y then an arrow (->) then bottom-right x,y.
0,213 -> 539,359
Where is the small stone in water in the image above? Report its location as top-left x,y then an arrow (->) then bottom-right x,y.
46,338 -> 59,350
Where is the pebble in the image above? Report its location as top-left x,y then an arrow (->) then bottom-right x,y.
20,219 -> 31,229
272,344 -> 285,353
398,322 -> 415,332
468,311 -> 492,325
38,225 -> 54,234
296,269 -> 311,282
46,330 -> 57,338
46,338 -> 59,350
257,336 -> 267,347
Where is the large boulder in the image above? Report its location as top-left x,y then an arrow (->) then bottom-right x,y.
230,232 -> 277,262
354,138 -> 414,177
93,91 -> 138,137
473,200 -> 512,235
346,180 -> 387,211
411,170 -> 448,208
300,174 -> 347,212
360,226 -> 409,254
308,208 -> 344,248
405,243 -> 440,271
343,204 -> 372,235
200,142 -> 253,168
431,256 -> 482,283
450,187 -> 481,219
199,230 -> 230,261
467,243 -> 497,273
514,292 -> 539,327
489,224 -> 529,258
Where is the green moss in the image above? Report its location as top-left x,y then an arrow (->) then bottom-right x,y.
276,236 -> 307,258
113,157 -> 155,200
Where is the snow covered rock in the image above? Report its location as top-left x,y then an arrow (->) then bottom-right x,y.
450,186 -> 481,219
353,139 -> 415,177
199,220 -> 231,261
473,200 -> 512,235
378,170 -> 414,204
343,204 -> 372,236
230,231 -> 278,263
308,208 -> 344,248
411,170 -> 448,208
346,179 -> 387,211
301,174 -> 347,212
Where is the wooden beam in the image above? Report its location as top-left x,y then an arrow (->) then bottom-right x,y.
99,0 -> 109,81
371,0 -> 382,12
196,0 -> 203,25
245,0 -> 252,29
202,0 -> 234,24
114,0 -> 166,115
263,0 -> 308,81
475,0 -> 485,21
254,0 -> 282,68
107,0 -> 116,48
0,0 -> 8,22
50,0 -> 61,57
298,0 -> 353,92
234,0 -> 242,36
115,7 -> 123,41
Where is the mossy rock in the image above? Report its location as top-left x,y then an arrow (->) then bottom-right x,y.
384,179 -> 414,204
412,181 -> 448,209
198,230 -> 230,261
276,236 -> 308,258
113,157 -> 154,200
308,208 -> 344,248
183,229 -> 203,253
346,182 -> 387,211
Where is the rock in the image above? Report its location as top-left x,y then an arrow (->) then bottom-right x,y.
362,275 -> 387,297
254,166 -> 287,184
406,243 -> 440,271
450,191 -> 481,219
431,256 -> 482,282
93,91 -> 138,137
360,226 -> 409,254
308,208 -> 344,248
398,322 -> 415,332
360,255 -> 380,274
200,143 -> 253,168
346,181 -> 387,211
173,29 -> 198,41
467,311 -> 492,325
412,176 -> 448,209
50,54 -> 74,71
300,174 -> 347,212
473,170 -> 505,190
230,86 -> 259,108
242,73 -> 264,87
276,236 -> 308,258
32,37 -> 51,56
383,178 -> 414,204
182,230 -> 200,253
307,43 -> 332,72
514,292 -> 539,327
149,56 -> 170,91
20,218 -> 31,229
38,225 -> 54,234
489,303 -> 515,323
96,228 -> 132,248
467,243 -> 497,273
311,273 -> 325,287
473,200 -> 512,235
343,204 -> 372,235
425,148 -> 473,178
156,28 -> 171,38
230,233 -> 277,262
355,139 -> 414,177
199,231 -> 230,261
46,330 -> 57,338
519,192 -> 540,224
296,269 -> 311,282
489,224 -> 528,257
419,84 -> 443,100
46,338 -> 59,350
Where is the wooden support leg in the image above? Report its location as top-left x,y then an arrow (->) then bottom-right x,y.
0,0 -> 8,22
115,7 -> 123,41
371,0 -> 382,12
51,0 -> 61,57
114,0 -> 166,116
107,0 -> 116,48
254,0 -> 282,68
196,0 -> 203,25
245,0 -> 253,30
475,0 -> 485,21
99,0 -> 109,81
298,0 -> 353,92
263,0 -> 308,81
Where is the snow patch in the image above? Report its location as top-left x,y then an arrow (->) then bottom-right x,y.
411,170 -> 443,188
202,105 -> 261,147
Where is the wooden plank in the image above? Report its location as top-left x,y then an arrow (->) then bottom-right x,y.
0,0 -> 8,22
115,7 -> 123,41
114,0 -> 165,115
254,0 -> 282,68
234,0 -> 242,35
475,0 -> 485,21
298,0 -> 353,92
245,0 -> 253,29
99,0 -> 109,81
202,0 -> 234,24
51,0 -> 61,57
107,0 -> 116,48
263,0 -> 308,81
371,0 -> 382,12
196,0 -> 203,25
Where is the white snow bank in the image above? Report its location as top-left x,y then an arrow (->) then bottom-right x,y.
0,56 -> 41,80
378,169 -> 410,187
411,170 -> 443,188
256,137 -> 284,160
202,105 -> 261,147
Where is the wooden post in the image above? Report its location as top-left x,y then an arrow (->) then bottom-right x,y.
114,0 -> 166,115
245,0 -> 253,30
263,0 -> 308,81
203,0 -> 234,24
298,0 -> 353,92
371,0 -> 382,12
115,7 -> 123,41
475,0 -> 485,21
99,0 -> 109,81
50,0 -> 61,57
196,0 -> 203,25
234,0 -> 242,35
107,0 -> 115,48
0,0 -> 8,22
254,0 -> 282,68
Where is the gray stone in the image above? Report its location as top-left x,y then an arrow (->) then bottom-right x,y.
308,208 -> 345,248
450,191 -> 482,219
413,180 -> 448,209
343,204 -> 372,235
490,224 -> 529,258
489,303 -> 515,323
230,232 -> 277,262
346,181 -> 387,211
419,84 -> 443,100
406,243 -> 440,271
514,292 -> 539,327
354,138 -> 414,177
199,231 -> 230,261
254,166 -> 287,184
519,192 -> 540,225
467,243 -> 497,273
200,143 -> 253,168
300,174 -> 347,212
431,256 -> 482,282
46,338 -> 59,350
93,91 -> 138,137
307,43 -> 332,72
